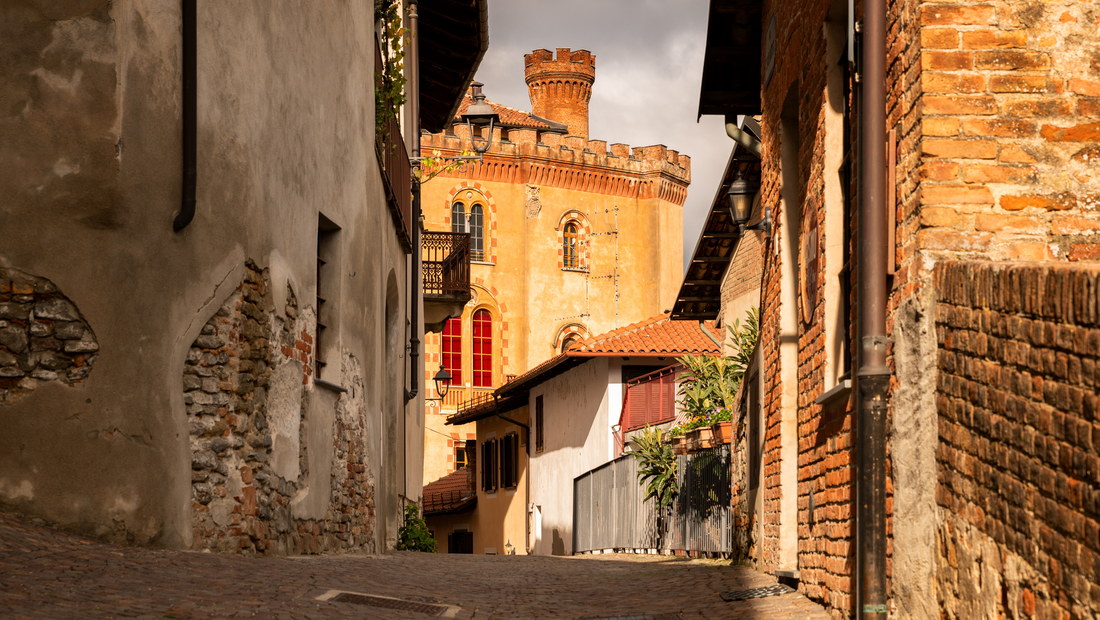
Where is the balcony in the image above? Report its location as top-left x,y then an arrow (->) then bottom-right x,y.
375,40 -> 412,252
423,231 -> 472,332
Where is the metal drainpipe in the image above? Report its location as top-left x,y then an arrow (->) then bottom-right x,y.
174,0 -> 197,231
404,0 -> 421,406
857,0 -> 891,615
402,0 -> 422,515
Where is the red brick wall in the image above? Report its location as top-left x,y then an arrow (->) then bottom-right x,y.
910,0 -> 1100,268
935,261 -> 1100,618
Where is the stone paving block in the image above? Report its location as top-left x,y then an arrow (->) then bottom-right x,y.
0,513 -> 829,619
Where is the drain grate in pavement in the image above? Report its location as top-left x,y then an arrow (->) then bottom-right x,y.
583,615 -> 683,620
327,592 -> 449,616
720,584 -> 794,602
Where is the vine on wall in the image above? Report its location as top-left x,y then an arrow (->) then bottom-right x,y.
375,0 -> 407,141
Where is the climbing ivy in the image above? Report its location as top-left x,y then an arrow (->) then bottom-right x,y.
375,0 -> 407,142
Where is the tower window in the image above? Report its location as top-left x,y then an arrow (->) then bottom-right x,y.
470,205 -> 485,261
472,309 -> 492,388
442,318 -> 463,385
451,203 -> 466,234
563,223 -> 579,269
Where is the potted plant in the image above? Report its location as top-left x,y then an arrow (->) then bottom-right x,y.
668,425 -> 689,455
710,407 -> 733,444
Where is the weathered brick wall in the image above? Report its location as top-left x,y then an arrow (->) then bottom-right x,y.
935,261 -> 1100,618
720,230 -> 762,308
188,260 -> 375,555
0,268 -> 99,405
914,0 -> 1100,266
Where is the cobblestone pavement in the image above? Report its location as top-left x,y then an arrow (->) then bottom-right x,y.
0,513 -> 829,620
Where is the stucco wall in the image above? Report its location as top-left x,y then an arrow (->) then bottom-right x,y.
0,1 -> 419,553
529,358 -> 612,556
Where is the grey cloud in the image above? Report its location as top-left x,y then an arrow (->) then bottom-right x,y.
473,0 -> 730,273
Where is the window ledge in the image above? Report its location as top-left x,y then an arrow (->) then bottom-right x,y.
315,378 -> 348,394
562,267 -> 589,273
472,260 -> 495,266
813,379 -> 851,407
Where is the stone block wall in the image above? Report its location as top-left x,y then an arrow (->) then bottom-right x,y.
0,267 -> 98,405
187,260 -> 374,555
935,261 -> 1100,618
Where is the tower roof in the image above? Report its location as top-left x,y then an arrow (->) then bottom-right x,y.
453,93 -> 568,133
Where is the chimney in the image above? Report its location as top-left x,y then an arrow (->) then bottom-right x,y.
524,48 -> 596,140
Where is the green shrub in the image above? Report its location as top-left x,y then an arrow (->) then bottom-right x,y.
397,503 -> 437,552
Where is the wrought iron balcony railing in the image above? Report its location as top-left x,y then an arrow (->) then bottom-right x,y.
423,231 -> 472,302
375,39 -> 411,250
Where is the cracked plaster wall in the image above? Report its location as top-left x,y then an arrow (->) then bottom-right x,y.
0,0 -> 417,552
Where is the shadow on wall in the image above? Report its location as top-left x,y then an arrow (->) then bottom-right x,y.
552,527 -> 565,556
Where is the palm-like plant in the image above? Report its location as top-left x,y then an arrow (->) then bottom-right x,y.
726,306 -> 760,382
632,425 -> 678,510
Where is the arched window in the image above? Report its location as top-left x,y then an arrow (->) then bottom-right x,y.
451,203 -> 466,235
469,205 -> 485,261
563,223 -> 579,269
442,318 -> 463,385
561,336 -> 578,353
472,309 -> 492,388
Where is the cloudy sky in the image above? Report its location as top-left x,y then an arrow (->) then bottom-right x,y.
470,0 -> 732,272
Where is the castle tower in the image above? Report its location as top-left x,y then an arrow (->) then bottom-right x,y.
524,48 -> 596,140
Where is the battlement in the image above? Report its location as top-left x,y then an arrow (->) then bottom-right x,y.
421,128 -> 690,204
524,48 -> 596,75
524,48 -> 596,140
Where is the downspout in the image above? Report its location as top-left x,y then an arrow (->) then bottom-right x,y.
856,0 -> 891,615
173,0 -> 196,232
404,0 -> 421,406
724,115 -> 762,158
497,412 -> 531,554
403,0 -> 422,512
698,321 -> 723,349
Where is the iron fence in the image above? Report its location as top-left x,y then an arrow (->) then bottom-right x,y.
422,231 -> 471,299
573,445 -> 733,554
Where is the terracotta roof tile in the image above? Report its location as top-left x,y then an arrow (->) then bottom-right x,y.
422,468 -> 475,515
453,95 -> 568,132
448,315 -> 720,426
572,313 -> 720,356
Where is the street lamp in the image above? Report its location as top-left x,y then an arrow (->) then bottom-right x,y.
431,364 -> 453,399
461,81 -> 499,155
726,171 -> 771,236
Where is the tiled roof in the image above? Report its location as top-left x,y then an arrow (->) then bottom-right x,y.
422,468 -> 476,516
447,314 -> 720,426
572,313 -> 721,356
453,95 -> 568,132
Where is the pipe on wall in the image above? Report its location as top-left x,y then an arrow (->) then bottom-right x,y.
723,115 -> 762,157
856,0 -> 891,615
174,0 -> 197,232
403,0 -> 423,514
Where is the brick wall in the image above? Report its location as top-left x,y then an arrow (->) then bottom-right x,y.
912,0 -> 1100,268
935,261 -> 1100,618
188,260 -> 375,555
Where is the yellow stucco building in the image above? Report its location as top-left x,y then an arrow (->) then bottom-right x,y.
419,48 -> 691,498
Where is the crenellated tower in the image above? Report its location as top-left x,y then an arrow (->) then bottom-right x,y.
524,48 -> 596,141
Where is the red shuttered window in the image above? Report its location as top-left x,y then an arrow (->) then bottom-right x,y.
472,309 -> 492,388
442,318 -> 463,385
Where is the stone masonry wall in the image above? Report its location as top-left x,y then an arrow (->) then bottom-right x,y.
187,260 -> 374,555
935,261 -> 1100,618
0,267 -> 98,406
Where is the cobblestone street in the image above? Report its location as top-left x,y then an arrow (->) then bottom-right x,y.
0,513 -> 828,620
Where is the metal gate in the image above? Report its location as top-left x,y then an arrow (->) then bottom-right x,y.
573,445 -> 733,554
